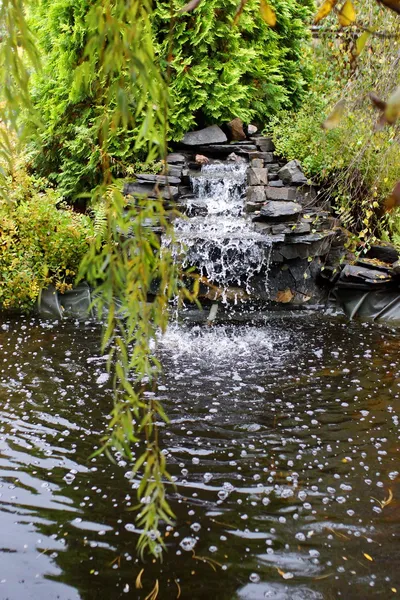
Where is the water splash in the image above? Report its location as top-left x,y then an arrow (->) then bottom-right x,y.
170,162 -> 272,291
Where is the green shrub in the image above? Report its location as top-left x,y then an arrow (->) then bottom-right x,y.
27,0 -> 313,200
0,169 -> 94,310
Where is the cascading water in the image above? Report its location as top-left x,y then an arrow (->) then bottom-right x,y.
170,161 -> 272,294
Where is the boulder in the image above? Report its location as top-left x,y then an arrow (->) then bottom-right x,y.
257,201 -> 302,220
182,125 -> 227,146
226,118 -> 246,141
247,167 -> 268,186
265,186 -> 298,201
278,160 -> 308,185
247,124 -> 258,135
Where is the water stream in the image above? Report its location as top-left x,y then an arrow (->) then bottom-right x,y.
0,312 -> 399,599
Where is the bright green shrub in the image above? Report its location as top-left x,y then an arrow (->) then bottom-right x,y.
0,168 -> 94,310
27,0 -> 313,200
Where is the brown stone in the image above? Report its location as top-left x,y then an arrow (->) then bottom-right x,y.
226,117 -> 246,141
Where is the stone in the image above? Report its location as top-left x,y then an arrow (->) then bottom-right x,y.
226,117 -> 246,141
257,201 -> 302,220
182,125 -> 227,146
123,181 -> 179,200
166,153 -> 186,164
137,174 -> 181,185
271,234 -> 334,262
247,167 -> 268,186
393,259 -> 400,275
250,158 -> 264,169
254,137 -> 275,152
296,184 -> 317,205
271,221 -> 311,235
267,163 -> 281,173
339,264 -> 394,286
246,151 -> 274,162
195,154 -> 209,165
278,160 -> 308,185
166,165 -> 183,178
265,186 -> 298,201
268,180 -> 284,187
365,242 -> 399,264
246,186 -> 266,204
192,144 -> 257,156
247,124 -> 258,135
227,152 -> 246,162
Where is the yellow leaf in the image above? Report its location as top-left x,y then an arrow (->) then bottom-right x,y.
338,0 -> 356,26
363,553 -> 374,561
260,0 -> 276,26
315,0 -> 337,24
355,30 -> 371,56
322,100 -> 346,130
392,588 -> 397,593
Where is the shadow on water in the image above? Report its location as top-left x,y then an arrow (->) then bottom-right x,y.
0,312 -> 399,599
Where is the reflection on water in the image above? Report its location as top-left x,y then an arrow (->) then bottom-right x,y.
0,313 -> 399,599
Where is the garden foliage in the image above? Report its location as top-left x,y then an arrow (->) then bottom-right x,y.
27,0 -> 313,199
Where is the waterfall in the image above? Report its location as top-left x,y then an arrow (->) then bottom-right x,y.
170,161 -> 272,294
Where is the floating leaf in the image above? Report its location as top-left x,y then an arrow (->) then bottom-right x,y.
315,0 -> 337,24
275,289 -> 294,303
260,0 -> 277,26
322,99 -> 346,130
355,31 -> 371,56
178,0 -> 202,14
363,553 -> 374,561
338,0 -> 356,26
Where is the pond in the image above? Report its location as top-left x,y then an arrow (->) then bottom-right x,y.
0,310 -> 399,599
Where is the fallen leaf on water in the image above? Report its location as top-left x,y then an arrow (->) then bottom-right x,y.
260,0 -> 277,26
338,0 -> 356,26
372,488 -> 394,508
363,553 -> 374,561
322,100 -> 346,130
275,289 -> 294,303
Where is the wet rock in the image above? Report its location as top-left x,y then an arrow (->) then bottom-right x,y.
124,181 -> 179,200
265,186 -> 298,201
268,180 -> 284,187
365,242 -> 399,264
227,152 -> 246,162
257,200 -> 302,220
247,167 -> 268,186
226,117 -> 246,141
393,259 -> 400,275
296,184 -> 317,204
136,174 -> 181,185
166,165 -> 183,178
271,221 -> 311,235
166,153 -> 187,164
192,144 -> 257,156
278,160 -> 308,186
182,125 -> 227,146
246,151 -> 274,162
271,232 -> 335,261
246,186 -> 266,204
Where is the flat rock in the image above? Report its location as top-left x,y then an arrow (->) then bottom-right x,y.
252,136 -> 275,152
278,159 -> 308,185
247,167 -> 268,186
366,242 -> 399,264
166,153 -> 186,164
268,180 -> 284,187
271,221 -> 311,235
265,186 -> 298,201
258,200 -> 302,220
245,151 -> 274,162
250,158 -> 264,168
124,181 -> 179,200
182,125 -> 227,146
137,174 -> 181,185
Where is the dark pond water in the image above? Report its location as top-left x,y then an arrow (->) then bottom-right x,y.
0,311 -> 399,600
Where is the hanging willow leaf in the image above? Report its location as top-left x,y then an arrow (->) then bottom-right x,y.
260,0 -> 277,26
338,0 -> 356,26
178,0 -> 202,14
377,0 -> 400,15
355,30 -> 371,56
322,99 -> 346,129
385,85 -> 400,124
314,0 -> 338,24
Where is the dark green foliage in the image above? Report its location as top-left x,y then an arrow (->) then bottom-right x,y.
28,0 -> 313,200
155,0 -> 314,139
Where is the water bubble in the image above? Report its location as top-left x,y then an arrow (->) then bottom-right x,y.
249,573 -> 260,583
180,537 -> 197,552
